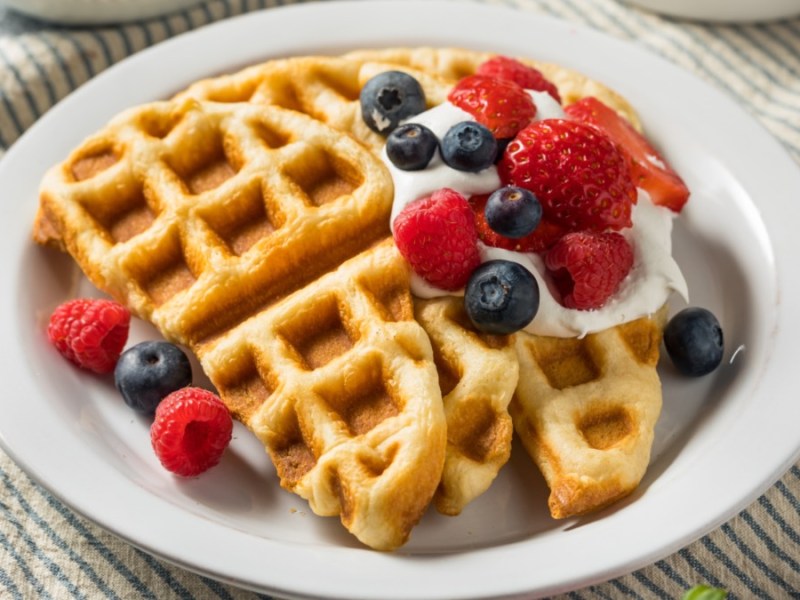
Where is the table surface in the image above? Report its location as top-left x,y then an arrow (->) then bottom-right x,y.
1,0 -> 799,598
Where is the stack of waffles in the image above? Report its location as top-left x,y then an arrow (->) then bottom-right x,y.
33,47 -> 668,549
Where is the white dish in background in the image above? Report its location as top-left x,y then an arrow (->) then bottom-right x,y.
0,0 -> 206,24
1,1 -> 799,598
621,0 -> 800,22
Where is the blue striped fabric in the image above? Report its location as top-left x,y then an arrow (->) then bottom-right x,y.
1,0 -> 799,598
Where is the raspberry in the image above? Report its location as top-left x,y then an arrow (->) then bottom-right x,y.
150,387 -> 233,477
448,74 -> 536,139
544,231 -> 634,310
470,193 -> 567,254
47,298 -> 130,374
498,119 -> 637,233
394,188 -> 481,290
476,56 -> 561,104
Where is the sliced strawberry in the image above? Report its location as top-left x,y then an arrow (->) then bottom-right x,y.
565,97 -> 689,212
476,56 -> 561,104
498,119 -> 637,233
448,75 -> 536,139
470,193 -> 567,254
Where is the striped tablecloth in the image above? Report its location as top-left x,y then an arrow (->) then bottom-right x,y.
1,0 -> 799,598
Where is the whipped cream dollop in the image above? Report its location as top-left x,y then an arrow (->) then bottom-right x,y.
383,92 -> 688,338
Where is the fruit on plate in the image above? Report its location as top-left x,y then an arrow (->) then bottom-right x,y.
47,298 -> 130,374
150,387 -> 233,477
115,340 -> 193,414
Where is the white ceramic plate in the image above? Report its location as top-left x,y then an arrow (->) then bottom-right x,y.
1,2 -> 799,598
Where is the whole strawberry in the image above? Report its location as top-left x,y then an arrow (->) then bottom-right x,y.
545,231 -> 634,310
476,56 -> 561,104
498,119 -> 636,233
394,188 -> 481,290
448,74 -> 536,139
47,298 -> 131,374
151,387 -> 233,477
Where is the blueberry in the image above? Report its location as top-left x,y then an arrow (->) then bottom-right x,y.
386,123 -> 438,170
360,71 -> 426,134
485,186 -> 542,238
663,307 -> 724,377
464,260 -> 539,334
441,121 -> 498,172
115,341 -> 193,414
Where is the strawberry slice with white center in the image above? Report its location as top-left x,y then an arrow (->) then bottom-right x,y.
565,97 -> 690,212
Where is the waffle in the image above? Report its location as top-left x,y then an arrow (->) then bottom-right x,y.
177,51 -> 523,516
33,98 -> 447,551
34,47 -> 674,537
512,308 -> 667,518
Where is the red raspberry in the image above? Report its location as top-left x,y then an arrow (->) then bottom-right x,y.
469,193 -> 567,254
545,231 -> 634,310
47,298 -> 130,374
498,119 -> 637,233
476,56 -> 561,104
448,74 -> 536,139
394,188 -> 481,290
150,387 -> 233,477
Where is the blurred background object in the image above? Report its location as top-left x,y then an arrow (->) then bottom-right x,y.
622,0 -> 800,22
0,0 -> 207,25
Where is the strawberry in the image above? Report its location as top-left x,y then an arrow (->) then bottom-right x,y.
565,96 -> 689,212
476,56 -> 561,104
394,188 -> 481,290
545,231 -> 634,310
448,74 -> 536,139
498,119 -> 636,233
151,387 -> 233,477
47,298 -> 130,374
470,193 -> 567,254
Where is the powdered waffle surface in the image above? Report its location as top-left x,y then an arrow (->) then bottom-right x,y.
34,98 -> 447,550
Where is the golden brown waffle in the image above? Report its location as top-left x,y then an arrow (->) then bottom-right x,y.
34,98 -> 447,550
511,308 -> 667,519
164,47 -> 662,518
33,46 -> 673,536
176,50 -> 525,516
414,298 -> 517,516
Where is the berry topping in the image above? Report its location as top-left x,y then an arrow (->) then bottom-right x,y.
394,188 -> 481,290
115,341 -> 193,414
464,260 -> 539,334
498,119 -> 637,233
150,387 -> 233,477
448,74 -> 536,139
484,186 -> 542,239
565,96 -> 690,212
544,231 -> 634,310
386,123 -> 438,171
47,298 -> 130,374
440,121 -> 498,172
476,56 -> 561,104
471,193 -> 567,254
360,71 -> 426,134
664,307 -> 724,376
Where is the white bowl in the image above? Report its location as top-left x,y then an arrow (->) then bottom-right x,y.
622,0 -> 800,22
0,0 -> 206,24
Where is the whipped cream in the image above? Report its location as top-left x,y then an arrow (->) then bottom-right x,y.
383,93 -> 688,338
